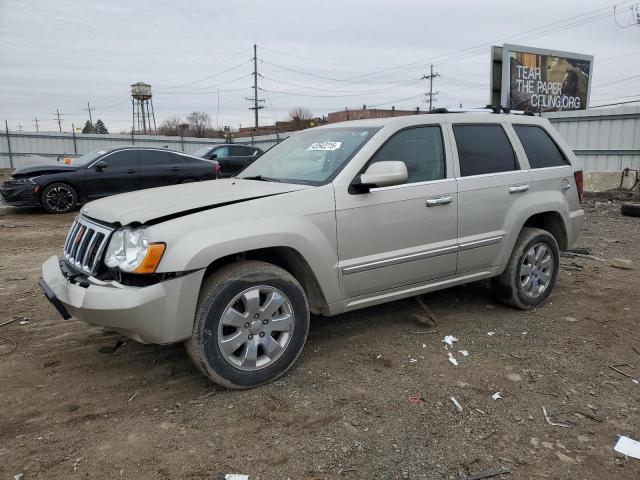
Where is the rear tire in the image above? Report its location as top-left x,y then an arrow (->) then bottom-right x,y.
491,227 -> 560,310
185,261 -> 310,389
41,182 -> 77,214
621,202 -> 640,218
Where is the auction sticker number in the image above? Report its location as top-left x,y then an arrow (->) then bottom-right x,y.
307,141 -> 342,151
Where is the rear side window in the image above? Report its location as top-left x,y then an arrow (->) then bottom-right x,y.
453,125 -> 517,177
369,126 -> 445,184
229,146 -> 249,156
140,150 -> 174,165
514,125 -> 569,168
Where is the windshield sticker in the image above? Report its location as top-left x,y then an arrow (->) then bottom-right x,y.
307,141 -> 342,151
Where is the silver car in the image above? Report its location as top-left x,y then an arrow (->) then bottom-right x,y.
40,111 -> 585,388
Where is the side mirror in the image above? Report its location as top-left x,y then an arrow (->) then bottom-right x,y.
94,160 -> 108,171
209,153 -> 217,159
352,161 -> 408,193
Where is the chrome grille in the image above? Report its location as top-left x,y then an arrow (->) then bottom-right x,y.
63,216 -> 113,276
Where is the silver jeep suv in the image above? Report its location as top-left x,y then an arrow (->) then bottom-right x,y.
39,110 -> 585,388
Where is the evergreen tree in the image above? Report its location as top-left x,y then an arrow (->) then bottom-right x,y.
82,120 -> 94,134
94,119 -> 109,134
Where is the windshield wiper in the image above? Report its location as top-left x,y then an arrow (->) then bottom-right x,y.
241,175 -> 282,183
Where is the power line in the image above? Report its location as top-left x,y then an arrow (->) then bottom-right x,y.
596,73 -> 640,88
158,59 -> 251,91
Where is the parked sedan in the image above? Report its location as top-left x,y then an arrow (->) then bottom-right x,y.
193,144 -> 263,178
0,146 -> 220,213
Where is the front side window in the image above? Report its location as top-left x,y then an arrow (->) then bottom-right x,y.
238,127 -> 378,185
104,150 -> 138,167
214,146 -> 230,158
368,126 -> 445,184
514,125 -> 569,169
453,125 -> 517,177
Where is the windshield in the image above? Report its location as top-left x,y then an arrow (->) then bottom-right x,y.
70,150 -> 108,166
192,146 -> 215,157
238,127 -> 378,185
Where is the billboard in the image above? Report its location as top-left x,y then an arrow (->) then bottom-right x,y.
490,44 -> 593,113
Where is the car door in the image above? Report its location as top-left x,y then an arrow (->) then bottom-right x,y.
84,149 -> 141,199
335,125 -> 458,300
211,146 -> 232,177
139,149 -> 183,189
451,122 -> 531,273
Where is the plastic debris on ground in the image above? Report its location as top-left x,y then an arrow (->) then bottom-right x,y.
442,335 -> 458,348
614,436 -> 640,460
448,352 -> 458,366
492,392 -> 502,400
225,475 -> 249,480
407,393 -> 425,405
487,332 -> 496,336
450,396 -> 463,412
459,350 -> 469,357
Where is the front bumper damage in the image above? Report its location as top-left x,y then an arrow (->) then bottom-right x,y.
0,182 -> 40,207
39,255 -> 205,344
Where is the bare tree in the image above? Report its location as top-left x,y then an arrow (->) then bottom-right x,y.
186,111 -> 211,138
288,107 -> 314,130
158,115 -> 184,136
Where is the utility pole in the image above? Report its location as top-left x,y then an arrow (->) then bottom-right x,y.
246,44 -> 264,131
421,64 -> 440,111
83,102 -> 94,124
33,116 -> 40,132
16,122 -> 23,132
54,109 -> 63,132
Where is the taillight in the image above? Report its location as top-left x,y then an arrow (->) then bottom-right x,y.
215,163 -> 221,177
573,170 -> 583,203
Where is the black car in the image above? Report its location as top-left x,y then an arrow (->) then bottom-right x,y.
193,144 -> 263,178
0,146 -> 220,214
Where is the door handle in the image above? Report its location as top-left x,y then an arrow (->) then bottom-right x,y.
509,184 -> 530,194
126,169 -> 137,174
426,195 -> 453,207
170,166 -> 180,171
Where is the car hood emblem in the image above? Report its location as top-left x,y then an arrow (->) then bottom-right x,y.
81,206 -> 89,214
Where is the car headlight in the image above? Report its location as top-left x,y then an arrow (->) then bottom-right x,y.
104,227 -> 165,274
10,177 -> 37,184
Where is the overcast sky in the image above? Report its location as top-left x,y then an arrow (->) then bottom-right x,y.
1,0 -> 638,133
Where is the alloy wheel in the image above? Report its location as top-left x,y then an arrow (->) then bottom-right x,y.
45,186 -> 74,212
519,242 -> 554,298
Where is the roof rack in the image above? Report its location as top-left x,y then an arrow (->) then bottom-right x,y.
427,105 -> 536,116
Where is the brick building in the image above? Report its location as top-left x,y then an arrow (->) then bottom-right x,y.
327,105 -> 422,123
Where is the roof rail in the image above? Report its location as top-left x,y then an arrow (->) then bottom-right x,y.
427,105 -> 536,116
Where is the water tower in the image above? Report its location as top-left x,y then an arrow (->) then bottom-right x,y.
131,81 -> 157,134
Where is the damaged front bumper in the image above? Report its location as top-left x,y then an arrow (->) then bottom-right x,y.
39,255 -> 205,344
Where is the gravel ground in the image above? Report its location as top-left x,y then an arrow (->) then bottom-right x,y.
0,195 -> 639,480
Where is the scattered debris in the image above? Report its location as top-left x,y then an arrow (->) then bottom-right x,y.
450,396 -> 463,413
633,379 -> 639,385
14,474 -> 23,480
614,436 -> 640,460
448,352 -> 458,366
407,393 -> 425,405
0,317 -> 21,328
19,319 -> 30,325
457,468 -> 510,480
492,392 -> 502,400
560,251 -> 606,262
609,364 -> 633,378
414,295 -> 439,325
422,343 -> 427,349
128,392 -> 139,402
610,258 -> 633,270
567,247 -> 591,255
542,406 -> 569,428
225,475 -> 249,480
443,335 -> 458,348
274,381 -> 285,387
409,358 -> 417,363
487,332 -> 496,336
459,350 -> 469,357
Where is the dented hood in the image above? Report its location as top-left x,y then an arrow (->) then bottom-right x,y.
81,179 -> 310,225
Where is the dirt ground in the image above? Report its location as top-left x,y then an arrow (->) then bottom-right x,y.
1,195 -> 639,480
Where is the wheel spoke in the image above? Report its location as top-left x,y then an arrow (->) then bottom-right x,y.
242,289 -> 261,315
520,264 -> 533,275
261,335 -> 283,359
261,291 -> 284,318
219,331 -> 246,356
239,338 -> 259,368
267,313 -> 293,333
540,256 -> 552,269
522,275 -> 534,293
535,245 -> 547,263
221,307 -> 248,328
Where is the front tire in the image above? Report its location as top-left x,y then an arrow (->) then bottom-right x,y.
185,261 -> 310,389
491,227 -> 560,310
41,182 -> 78,214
